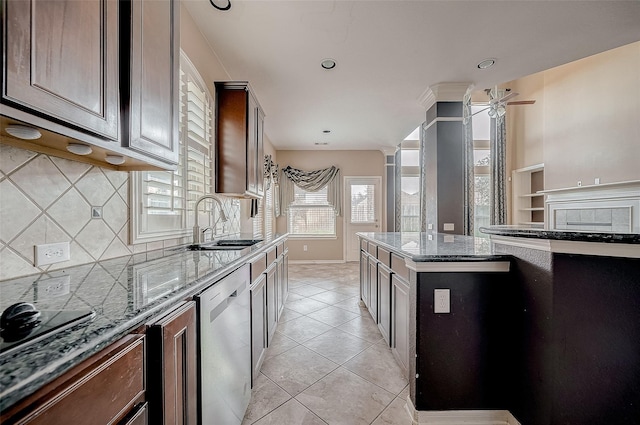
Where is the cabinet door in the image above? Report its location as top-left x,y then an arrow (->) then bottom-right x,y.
391,275 -> 410,376
378,266 -> 391,344
256,106 -> 265,197
360,252 -> 370,307
246,92 -> 258,196
275,256 -> 284,319
368,257 -> 378,322
3,0 -> 119,140
266,265 -> 278,344
251,274 -> 267,384
2,335 -> 145,424
122,0 -> 180,164
147,301 -> 197,425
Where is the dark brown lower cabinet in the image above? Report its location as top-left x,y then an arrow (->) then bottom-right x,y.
360,251 -> 370,308
368,256 -> 378,323
391,274 -> 410,377
378,265 -> 391,344
1,334 -> 146,425
266,264 -> 277,345
147,301 -> 197,425
251,273 -> 267,384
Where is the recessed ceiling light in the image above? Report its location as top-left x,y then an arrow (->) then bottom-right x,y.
477,59 -> 496,69
314,142 -> 329,146
322,130 -> 331,134
66,143 -> 93,155
5,125 -> 42,140
321,59 -> 337,70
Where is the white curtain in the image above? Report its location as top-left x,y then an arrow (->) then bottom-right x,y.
463,89 -> 475,235
490,116 -> 507,225
279,165 -> 342,216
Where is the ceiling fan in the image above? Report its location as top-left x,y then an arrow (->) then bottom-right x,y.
466,88 -> 536,120
462,87 -> 535,124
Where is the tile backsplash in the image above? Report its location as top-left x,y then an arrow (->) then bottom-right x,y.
0,145 -> 242,281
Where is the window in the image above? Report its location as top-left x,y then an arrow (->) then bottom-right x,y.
264,182 -> 274,239
131,52 -> 213,242
472,105 -> 491,237
287,185 -> 336,237
400,176 -> 420,232
350,184 -> 375,224
400,139 -> 420,232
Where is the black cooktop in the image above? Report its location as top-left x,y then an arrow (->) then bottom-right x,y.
0,309 -> 95,357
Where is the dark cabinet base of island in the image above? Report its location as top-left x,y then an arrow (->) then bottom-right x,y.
412,270 -> 519,412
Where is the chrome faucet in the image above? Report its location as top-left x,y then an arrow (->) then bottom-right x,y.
193,195 -> 228,244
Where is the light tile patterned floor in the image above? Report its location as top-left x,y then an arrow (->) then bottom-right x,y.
242,263 -> 412,425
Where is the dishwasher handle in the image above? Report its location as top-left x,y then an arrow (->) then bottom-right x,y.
208,281 -> 247,323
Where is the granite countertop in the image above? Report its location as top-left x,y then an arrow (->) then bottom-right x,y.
356,232 -> 509,262
0,233 -> 288,411
479,225 -> 640,244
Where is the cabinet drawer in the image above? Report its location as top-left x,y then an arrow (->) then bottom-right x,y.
6,334 -> 145,425
276,242 -> 285,257
367,242 -> 377,256
250,255 -> 267,283
378,247 -> 391,268
360,239 -> 368,251
391,253 -> 409,281
266,246 -> 277,265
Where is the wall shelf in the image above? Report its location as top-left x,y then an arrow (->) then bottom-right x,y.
512,164 -> 545,226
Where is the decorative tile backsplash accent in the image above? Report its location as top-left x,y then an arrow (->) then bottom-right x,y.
0,145 -> 242,281
554,207 -> 631,232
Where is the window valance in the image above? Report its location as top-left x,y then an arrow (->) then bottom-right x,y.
279,165 -> 342,216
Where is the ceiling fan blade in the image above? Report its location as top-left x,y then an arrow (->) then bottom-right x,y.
499,91 -> 519,103
507,100 -> 536,105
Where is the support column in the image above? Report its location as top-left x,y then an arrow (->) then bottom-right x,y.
418,83 -> 471,235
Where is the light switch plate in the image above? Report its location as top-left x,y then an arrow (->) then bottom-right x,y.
434,289 -> 450,313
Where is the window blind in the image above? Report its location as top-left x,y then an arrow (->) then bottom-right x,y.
288,185 -> 336,236
264,181 -> 274,239
134,52 -> 213,238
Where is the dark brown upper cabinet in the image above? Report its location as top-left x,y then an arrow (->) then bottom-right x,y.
120,0 -> 180,165
2,0 -> 120,140
215,82 -> 265,198
1,0 -> 180,170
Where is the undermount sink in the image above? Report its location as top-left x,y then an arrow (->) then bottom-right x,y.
186,239 -> 263,251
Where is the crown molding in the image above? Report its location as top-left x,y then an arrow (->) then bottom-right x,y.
418,82 -> 474,109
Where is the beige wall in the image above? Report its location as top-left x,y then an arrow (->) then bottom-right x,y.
275,150 -> 385,262
506,41 -> 640,192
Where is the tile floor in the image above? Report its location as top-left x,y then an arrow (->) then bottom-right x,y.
242,263 -> 412,425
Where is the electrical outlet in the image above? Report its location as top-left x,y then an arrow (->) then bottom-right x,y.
443,223 -> 454,231
595,177 -> 600,185
35,242 -> 70,266
303,245 -> 308,252
434,289 -> 450,314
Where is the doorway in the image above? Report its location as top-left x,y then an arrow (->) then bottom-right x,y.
344,176 -> 382,262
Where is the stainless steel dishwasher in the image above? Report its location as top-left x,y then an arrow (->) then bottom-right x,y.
196,264 -> 251,425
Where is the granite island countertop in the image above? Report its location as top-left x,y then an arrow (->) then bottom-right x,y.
0,233 -> 288,411
479,225 -> 640,244
356,232 -> 510,262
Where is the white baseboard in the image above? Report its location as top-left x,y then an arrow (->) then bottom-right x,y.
405,395 -> 521,425
288,259 -> 346,264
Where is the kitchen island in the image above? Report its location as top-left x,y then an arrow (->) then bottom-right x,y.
358,229 -> 639,425
0,233 -> 288,423
357,232 -> 518,424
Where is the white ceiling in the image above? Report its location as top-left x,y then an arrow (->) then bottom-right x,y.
184,0 -> 640,151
